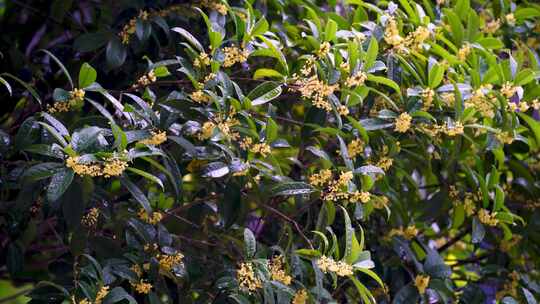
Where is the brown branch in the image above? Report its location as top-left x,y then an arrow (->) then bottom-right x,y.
260,204 -> 314,249
437,226 -> 471,252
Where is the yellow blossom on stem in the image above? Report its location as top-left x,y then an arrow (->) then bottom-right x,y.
223,46 -> 249,67
345,72 -> 367,87
95,286 -> 109,304
347,138 -> 364,158
81,207 -> 100,228
291,289 -> 308,304
269,256 -> 292,285
316,256 -> 353,277
394,113 -> 412,133
478,208 -> 499,226
139,130 -> 167,145
414,275 -> 430,294
157,252 -> 184,272
316,41 -> 331,58
137,209 -> 163,225
131,279 -> 153,294
237,262 -> 262,292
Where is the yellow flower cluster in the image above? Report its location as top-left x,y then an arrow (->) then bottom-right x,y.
414,275 -> 430,295
376,156 -> 394,171
198,113 -> 240,141
384,17 -> 404,47
445,121 -> 464,136
394,112 -> 412,133
316,256 -> 353,277
308,169 -> 332,187
508,99 -> 540,112
66,156 -> 128,178
81,207 -> 100,228
465,85 -> 496,118
48,88 -> 86,114
349,190 -> 371,203
347,138 -> 364,158
345,72 -> 367,88
223,46 -> 249,67
496,131 -> 514,145
193,52 -> 211,68
421,88 -> 435,110
457,44 -> 472,61
133,70 -> 157,88
139,130 -> 167,145
131,279 -> 153,294
291,289 -> 308,304
201,0 -> 228,15
316,42 -> 331,58
137,209 -> 163,225
94,286 -> 109,304
500,235 -> 522,252
311,171 -> 358,202
483,19 -> 501,34
157,252 -> 184,272
190,90 -> 211,103
372,195 -> 390,209
119,10 -> 149,44
295,75 -> 338,112
131,264 -> 143,277
268,256 -> 292,285
388,225 -> 418,240
337,105 -> 349,116
505,13 -> 516,26
501,82 -> 520,98
241,137 -> 272,157
237,262 -> 262,292
478,208 -> 499,226
384,16 -> 431,52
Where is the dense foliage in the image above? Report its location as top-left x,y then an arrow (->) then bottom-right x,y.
2,0 -> 540,303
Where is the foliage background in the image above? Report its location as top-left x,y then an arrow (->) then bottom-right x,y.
1,0 -> 540,303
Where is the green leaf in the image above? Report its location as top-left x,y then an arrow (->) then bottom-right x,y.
265,117 -> 278,142
1,73 -> 42,104
248,82 -> 282,106
251,18 -> 269,37
472,217 -> 485,243
243,228 -> 256,258
477,37 -> 504,49
103,287 -> 137,304
324,19 -> 337,41
514,68 -> 536,86
74,31 -> 110,52
47,168 -> 74,202
78,63 -> 96,88
120,177 -> 151,213
172,27 -> 204,52
367,75 -> 401,95
153,66 -> 170,77
253,68 -> 284,80
428,63 -> 445,88
22,162 -> 65,182
444,9 -> 464,46
126,167 -> 164,190
270,182 -> 314,196
365,37 -> 378,70
40,49 -> 74,89
106,37 -> 127,68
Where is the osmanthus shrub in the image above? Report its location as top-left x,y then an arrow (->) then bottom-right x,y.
1,0 -> 540,303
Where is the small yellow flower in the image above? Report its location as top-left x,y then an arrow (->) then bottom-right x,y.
132,279 -> 153,294
316,256 -> 353,277
478,208 -> 499,226
81,207 -> 100,228
347,138 -> 364,158
223,46 -> 249,67
414,275 -> 430,295
483,19 -> 501,34
193,52 -> 211,68
157,252 -> 184,272
316,41 -> 331,58
309,169 -> 333,187
237,262 -> 262,292
137,209 -> 163,225
250,142 -> 272,158
139,130 -> 167,145
190,90 -> 211,103
291,289 -> 308,304
95,286 -> 109,304
269,256 -> 292,285
394,113 -> 412,133
131,264 -> 143,277
345,72 -> 367,87
337,105 -> 349,116
505,13 -> 516,26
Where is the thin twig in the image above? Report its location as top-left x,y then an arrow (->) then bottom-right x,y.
260,204 -> 314,249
